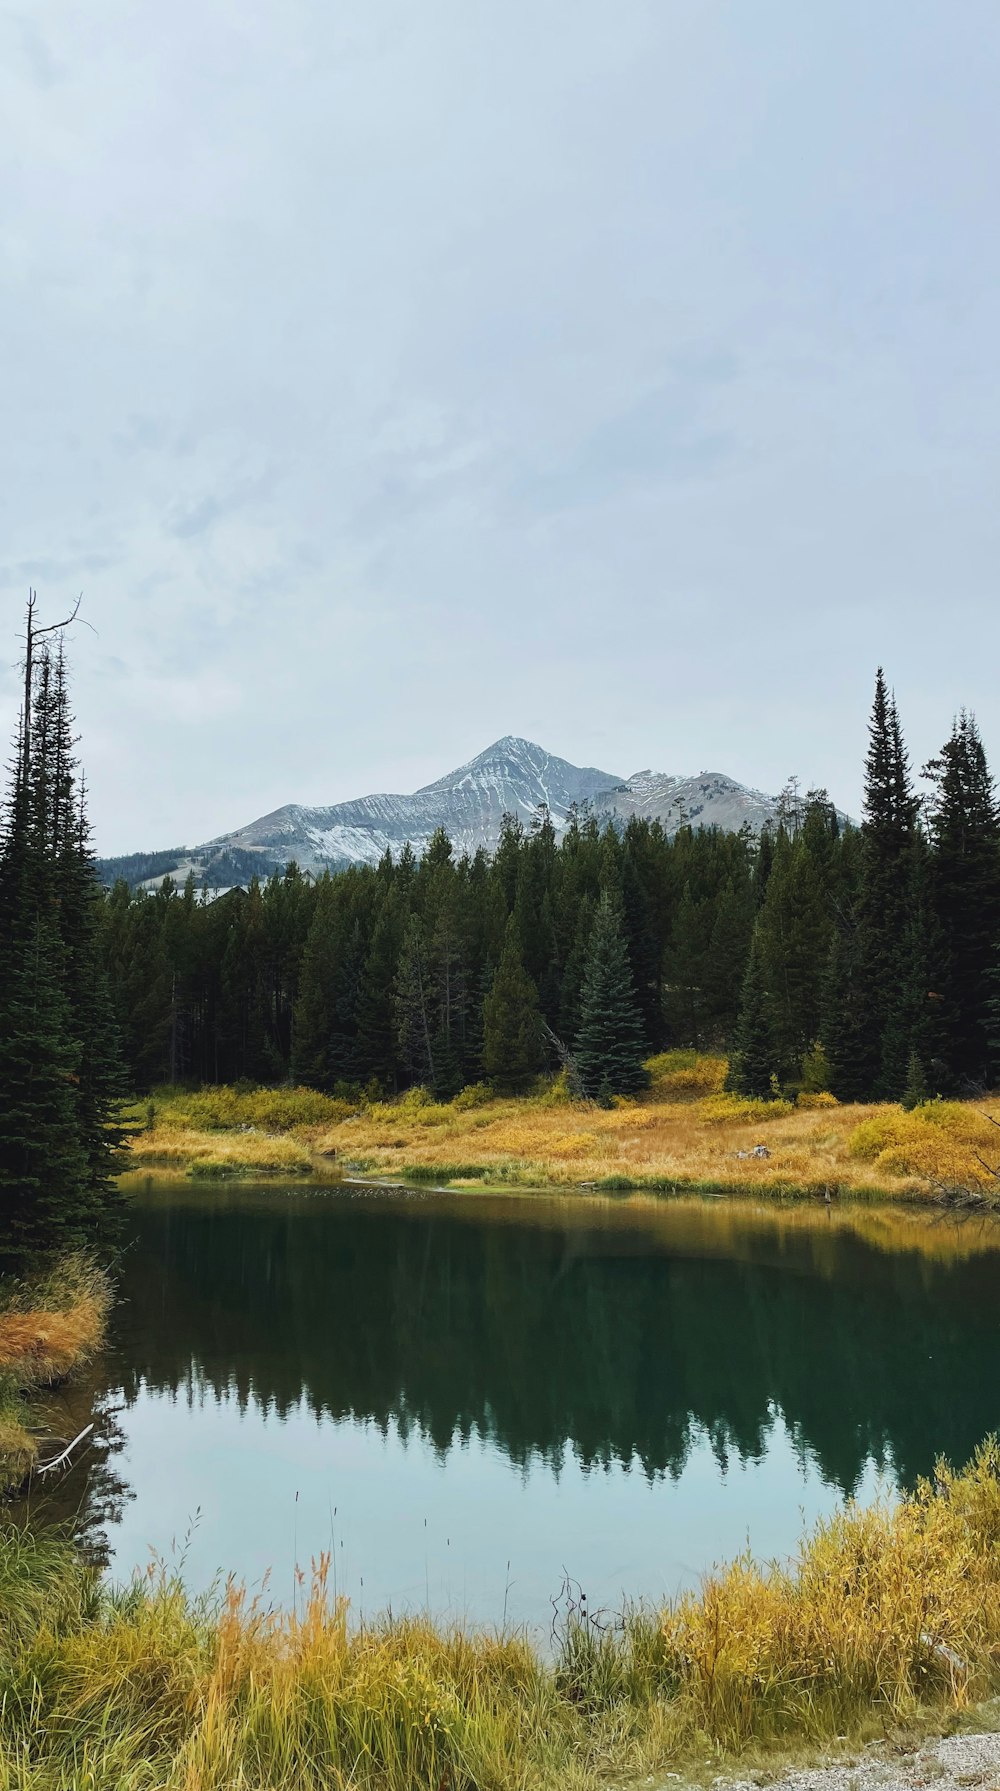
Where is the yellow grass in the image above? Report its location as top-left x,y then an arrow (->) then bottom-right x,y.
849,1101 -> 1000,1190
314,1093 -> 992,1199
122,1071 -> 1000,1201
8,1443 -> 1000,1785
130,1122 -> 316,1178
0,1255 -> 110,1495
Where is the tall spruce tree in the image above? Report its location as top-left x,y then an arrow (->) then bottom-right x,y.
481,918 -> 544,1092
754,828 -> 832,1079
0,917 -> 88,1257
574,890 -> 649,1097
393,914 -> 436,1089
354,895 -> 402,1090
924,711 -> 1000,1087
729,929 -> 781,1098
855,671 -> 920,1097
292,877 -> 344,1089
821,925 -> 869,1103
0,606 -> 126,1259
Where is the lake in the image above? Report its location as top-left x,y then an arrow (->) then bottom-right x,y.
24,1180 -> 1000,1633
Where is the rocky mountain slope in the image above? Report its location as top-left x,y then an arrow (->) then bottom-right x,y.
207,737 -> 622,871
100,737 -> 846,888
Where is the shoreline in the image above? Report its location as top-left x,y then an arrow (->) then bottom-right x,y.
5,1445 -> 1000,1787
0,1255 -> 110,1496
118,1073 -> 1000,1208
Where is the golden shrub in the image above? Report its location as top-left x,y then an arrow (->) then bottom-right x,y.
698,1093 -> 795,1125
849,1102 -> 1000,1188
645,1052 -> 728,1098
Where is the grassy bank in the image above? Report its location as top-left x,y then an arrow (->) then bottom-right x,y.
4,1443 -> 1000,1788
0,1256 -> 110,1496
123,1059 -> 1000,1202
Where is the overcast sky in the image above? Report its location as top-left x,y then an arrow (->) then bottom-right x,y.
2,1 -> 998,853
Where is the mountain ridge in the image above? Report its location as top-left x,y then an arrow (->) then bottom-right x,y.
99,736 -> 849,889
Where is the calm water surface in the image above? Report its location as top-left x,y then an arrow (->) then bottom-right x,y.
30,1181 -> 1000,1631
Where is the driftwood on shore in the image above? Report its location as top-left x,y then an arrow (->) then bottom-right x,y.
36,1422 -> 94,1476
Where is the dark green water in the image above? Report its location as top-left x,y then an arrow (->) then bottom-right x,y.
34,1181 -> 1000,1629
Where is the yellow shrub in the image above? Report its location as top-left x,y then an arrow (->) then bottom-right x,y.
398,1086 -> 435,1111
659,1440 -> 1000,1750
10,1442 -> 1000,1775
451,1082 -> 495,1111
796,1091 -> 839,1110
698,1093 -> 795,1125
542,1132 -> 599,1158
529,1071 -> 573,1107
133,1126 -> 313,1177
147,1085 -> 356,1133
849,1103 -> 999,1187
645,1052 -> 728,1098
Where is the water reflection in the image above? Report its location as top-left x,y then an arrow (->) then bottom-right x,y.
113,1185 -> 1000,1493
30,1184 -> 1000,1622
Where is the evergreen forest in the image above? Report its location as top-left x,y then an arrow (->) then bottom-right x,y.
0,603 -> 126,1260
94,671 -> 1000,1108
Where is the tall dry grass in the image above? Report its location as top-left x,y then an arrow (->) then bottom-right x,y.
124,1072 -> 1000,1201
129,1123 -> 316,1178
0,1255 -> 110,1494
6,1444 -> 1000,1786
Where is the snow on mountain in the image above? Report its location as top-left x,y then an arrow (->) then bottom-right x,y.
198,738 -> 624,873
107,739 -> 848,888
590,769 -> 782,836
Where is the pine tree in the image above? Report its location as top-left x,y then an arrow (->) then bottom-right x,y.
98,881 -> 172,1087
877,829 -> 944,1100
0,917 -> 87,1260
50,649 -> 128,1223
481,919 -> 544,1092
703,877 -> 753,1040
901,1049 -> 928,1111
292,878 -> 343,1089
393,914 -> 435,1088
557,895 -> 594,1043
354,899 -> 402,1092
923,711 -> 1000,1088
729,930 -> 781,1098
855,671 -> 920,1095
754,830 -> 832,1080
0,607 -> 126,1258
662,885 -> 709,1048
574,890 -> 650,1097
821,925 -> 869,1103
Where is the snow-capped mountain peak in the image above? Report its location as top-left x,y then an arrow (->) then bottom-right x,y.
102,738 -> 850,888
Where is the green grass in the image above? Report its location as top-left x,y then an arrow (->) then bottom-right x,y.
7,1444 -> 1000,1786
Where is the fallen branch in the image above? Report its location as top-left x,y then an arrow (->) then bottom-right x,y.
541,1023 -> 588,1102
36,1423 -> 94,1475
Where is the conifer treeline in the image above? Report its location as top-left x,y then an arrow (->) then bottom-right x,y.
97,672 -> 1000,1105
0,605 -> 125,1259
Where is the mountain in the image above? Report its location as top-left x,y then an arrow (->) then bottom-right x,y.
590,769 -> 782,836
200,737 -> 622,873
98,737 -> 848,889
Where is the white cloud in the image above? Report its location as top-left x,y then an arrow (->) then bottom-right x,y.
1,0 -> 999,850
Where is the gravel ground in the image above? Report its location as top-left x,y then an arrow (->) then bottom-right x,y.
719,1729 -> 1000,1791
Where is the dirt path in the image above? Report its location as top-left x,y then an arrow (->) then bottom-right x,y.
717,1730 -> 1000,1791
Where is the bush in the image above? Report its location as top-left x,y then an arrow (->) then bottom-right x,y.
848,1102 -> 999,1188
529,1071 -> 573,1107
800,1041 -> 832,1094
645,1052 -> 728,1099
7,1443 -> 1000,1776
698,1093 -> 795,1125
147,1084 -> 357,1133
796,1091 -> 839,1110
451,1083 -> 495,1111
